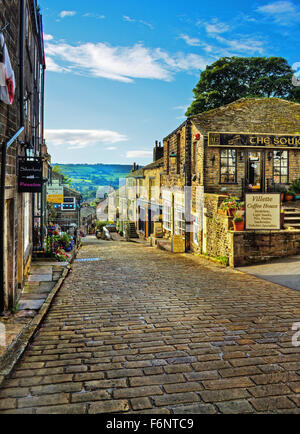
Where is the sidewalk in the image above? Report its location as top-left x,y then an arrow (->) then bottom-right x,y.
0,258 -> 71,386
237,255 -> 300,292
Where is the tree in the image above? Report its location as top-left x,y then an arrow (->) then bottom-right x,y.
52,166 -> 72,186
185,57 -> 300,116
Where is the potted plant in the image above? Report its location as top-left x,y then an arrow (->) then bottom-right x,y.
220,196 -> 239,216
274,184 -> 287,202
233,215 -> 245,231
285,190 -> 295,202
289,178 -> 300,200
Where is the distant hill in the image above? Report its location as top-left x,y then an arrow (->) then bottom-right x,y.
53,163 -> 133,201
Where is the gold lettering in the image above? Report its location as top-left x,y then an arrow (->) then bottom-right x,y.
274,137 -> 279,145
257,137 -> 264,145
250,137 -> 256,144
264,137 -> 271,145
280,138 -> 287,145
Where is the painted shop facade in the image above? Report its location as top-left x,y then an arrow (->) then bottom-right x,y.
127,98 -> 300,266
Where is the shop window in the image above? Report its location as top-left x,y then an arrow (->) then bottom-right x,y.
175,207 -> 185,236
220,149 -> 237,183
273,151 -> 288,184
163,202 -> 171,231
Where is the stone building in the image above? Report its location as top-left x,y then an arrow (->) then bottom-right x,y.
0,0 -> 46,313
160,97 -> 300,263
126,144 -> 164,238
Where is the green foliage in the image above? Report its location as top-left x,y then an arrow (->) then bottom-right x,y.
52,166 -> 72,186
290,178 -> 300,194
186,56 -> 300,116
52,164 -> 132,202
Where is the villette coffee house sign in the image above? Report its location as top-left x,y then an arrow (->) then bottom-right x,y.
18,157 -> 43,193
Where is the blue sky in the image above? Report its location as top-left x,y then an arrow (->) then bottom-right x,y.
40,0 -> 300,165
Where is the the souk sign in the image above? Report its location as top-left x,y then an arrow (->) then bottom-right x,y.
208,132 -> 300,148
18,157 -> 43,193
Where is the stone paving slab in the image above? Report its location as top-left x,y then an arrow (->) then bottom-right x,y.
0,241 -> 299,414
28,275 -> 52,282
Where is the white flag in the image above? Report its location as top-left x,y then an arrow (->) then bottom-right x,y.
0,33 -> 16,105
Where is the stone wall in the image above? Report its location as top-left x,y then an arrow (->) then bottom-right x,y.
231,231 -> 300,267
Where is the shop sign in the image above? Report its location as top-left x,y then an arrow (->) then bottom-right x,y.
47,180 -> 64,204
18,157 -> 43,193
245,193 -> 281,230
208,132 -> 300,149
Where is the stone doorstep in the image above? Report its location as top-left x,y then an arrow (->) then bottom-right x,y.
30,266 -> 52,275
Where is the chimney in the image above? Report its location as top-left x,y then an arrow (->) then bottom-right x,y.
153,140 -> 164,162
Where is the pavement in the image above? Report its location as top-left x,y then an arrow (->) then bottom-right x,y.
237,255 -> 300,292
0,238 -> 299,414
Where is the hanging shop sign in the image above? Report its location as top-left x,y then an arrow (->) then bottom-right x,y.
208,132 -> 300,149
18,157 -> 43,193
245,193 -> 281,231
47,180 -> 64,204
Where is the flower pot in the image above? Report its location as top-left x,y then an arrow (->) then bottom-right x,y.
233,220 -> 245,231
285,194 -> 294,202
280,193 -> 285,202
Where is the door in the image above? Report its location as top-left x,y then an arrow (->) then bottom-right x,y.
246,151 -> 262,191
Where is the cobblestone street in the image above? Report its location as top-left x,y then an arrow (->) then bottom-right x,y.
0,239 -> 300,414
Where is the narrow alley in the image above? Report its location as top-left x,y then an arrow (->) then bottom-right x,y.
0,238 -> 300,414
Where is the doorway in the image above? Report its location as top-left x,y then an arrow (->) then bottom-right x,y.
246,151 -> 262,191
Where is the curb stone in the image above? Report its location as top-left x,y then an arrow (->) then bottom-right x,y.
0,248 -> 78,388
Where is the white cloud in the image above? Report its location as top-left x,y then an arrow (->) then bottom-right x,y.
123,15 -> 154,30
45,39 -> 210,82
45,129 -> 128,150
83,13 -> 105,19
45,56 -> 67,73
59,10 -> 76,19
199,19 -> 230,34
178,34 -> 201,47
43,34 -> 53,41
256,1 -> 300,25
126,151 -> 153,159
105,146 -> 117,150
215,35 -> 265,55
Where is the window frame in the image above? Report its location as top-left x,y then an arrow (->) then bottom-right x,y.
219,148 -> 237,184
273,150 -> 289,185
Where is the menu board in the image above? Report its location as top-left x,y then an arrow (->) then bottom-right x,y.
245,193 -> 281,230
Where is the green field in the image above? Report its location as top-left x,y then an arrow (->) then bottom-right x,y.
53,163 -> 133,201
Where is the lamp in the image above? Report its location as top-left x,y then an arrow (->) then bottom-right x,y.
210,154 -> 216,165
268,151 -> 273,161
169,151 -> 177,164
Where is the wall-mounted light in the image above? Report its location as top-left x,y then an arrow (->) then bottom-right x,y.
268,151 -> 273,161
210,154 -> 216,165
239,151 -> 244,162
169,151 -> 177,164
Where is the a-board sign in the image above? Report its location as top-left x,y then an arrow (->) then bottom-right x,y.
245,193 -> 281,230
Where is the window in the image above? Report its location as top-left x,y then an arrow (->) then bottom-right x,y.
193,216 -> 199,245
273,151 -> 288,184
175,207 -> 185,235
220,149 -> 237,183
163,202 -> 171,231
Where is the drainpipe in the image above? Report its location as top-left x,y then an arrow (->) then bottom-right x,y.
20,0 -> 25,127
0,128 -> 25,315
184,119 -> 192,252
